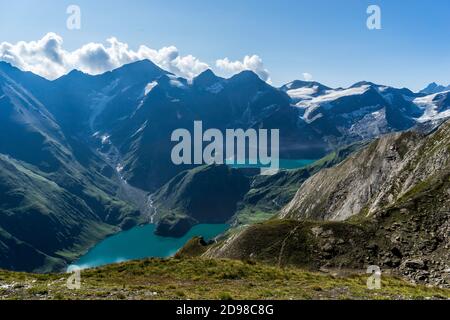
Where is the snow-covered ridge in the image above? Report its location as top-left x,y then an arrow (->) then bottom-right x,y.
301,85 -> 370,105
284,79 -> 450,125
295,85 -> 371,123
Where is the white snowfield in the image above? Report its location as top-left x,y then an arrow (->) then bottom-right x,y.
307,85 -> 371,105
295,85 -> 371,108
413,90 -> 450,123
295,85 -> 371,123
286,86 -> 318,99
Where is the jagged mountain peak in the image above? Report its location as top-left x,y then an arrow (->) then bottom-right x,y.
195,68 -> 218,79
229,70 -> 264,83
0,61 -> 50,88
282,79 -> 330,90
420,82 -> 450,95
115,59 -> 167,73
101,59 -> 170,83
53,59 -> 170,87
193,69 -> 224,87
0,60 -> 14,71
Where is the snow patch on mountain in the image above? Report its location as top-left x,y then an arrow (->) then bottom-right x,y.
296,85 -> 371,123
414,91 -> 450,123
297,85 -> 370,107
101,134 -> 111,145
144,81 -> 158,95
132,120 -> 148,137
286,86 -> 318,99
168,75 -> 186,88
206,82 -> 224,94
312,85 -> 370,104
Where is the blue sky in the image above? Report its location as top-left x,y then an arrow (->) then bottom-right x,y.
0,0 -> 449,90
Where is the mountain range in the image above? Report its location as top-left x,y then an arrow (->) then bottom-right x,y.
0,59 -> 450,272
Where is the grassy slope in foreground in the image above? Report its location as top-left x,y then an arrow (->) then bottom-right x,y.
0,258 -> 449,300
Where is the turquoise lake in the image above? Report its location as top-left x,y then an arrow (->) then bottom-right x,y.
69,224 -> 228,270
228,159 -> 316,170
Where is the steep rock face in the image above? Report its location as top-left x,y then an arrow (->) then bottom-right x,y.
281,120 -> 450,221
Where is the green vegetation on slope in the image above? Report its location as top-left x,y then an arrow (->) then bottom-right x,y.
0,258 -> 448,300
0,154 -> 141,273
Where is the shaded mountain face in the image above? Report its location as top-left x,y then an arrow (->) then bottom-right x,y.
37,59 -> 170,135
152,164 -> 250,237
0,64 -> 68,172
100,71 -> 450,192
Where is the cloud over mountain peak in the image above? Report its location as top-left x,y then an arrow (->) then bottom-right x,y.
216,55 -> 270,83
0,33 -> 270,82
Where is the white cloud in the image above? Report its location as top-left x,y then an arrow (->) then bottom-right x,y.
0,33 -> 274,83
0,33 -> 209,80
303,72 -> 313,81
0,33 -> 67,79
215,55 -> 271,82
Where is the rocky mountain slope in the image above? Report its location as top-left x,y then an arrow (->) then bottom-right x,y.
204,121 -> 450,287
281,120 -> 450,221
